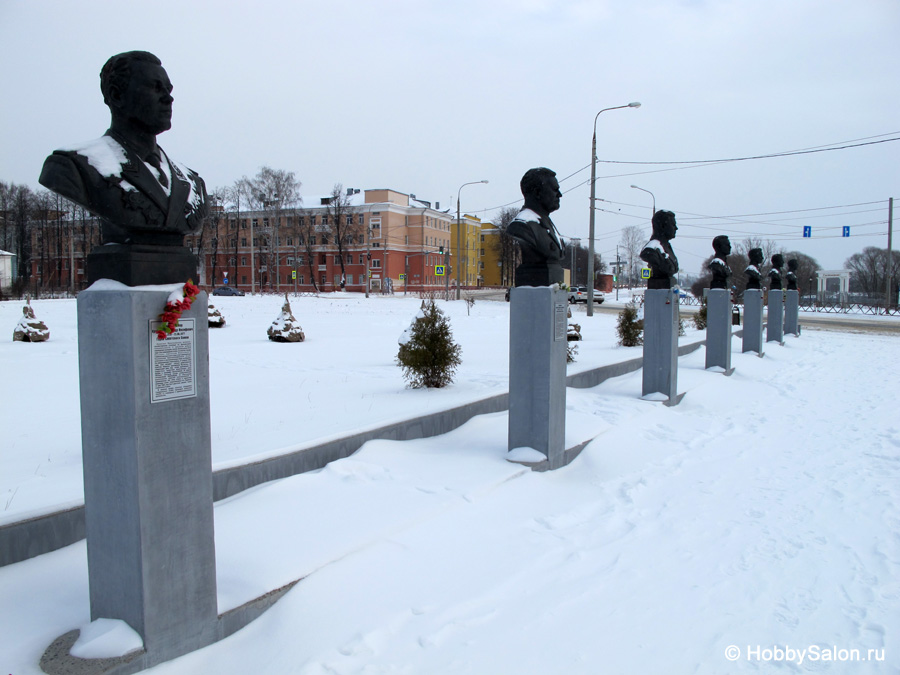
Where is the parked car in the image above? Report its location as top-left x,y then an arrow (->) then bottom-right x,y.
568,286 -> 587,303
212,286 -> 245,296
569,286 -> 605,305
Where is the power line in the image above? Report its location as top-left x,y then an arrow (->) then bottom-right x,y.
596,134 -> 900,166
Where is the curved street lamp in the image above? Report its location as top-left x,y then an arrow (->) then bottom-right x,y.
456,179 -> 489,299
630,184 -> 656,216
587,102 -> 640,315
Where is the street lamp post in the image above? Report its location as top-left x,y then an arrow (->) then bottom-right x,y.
456,179 -> 488,300
630,184 -> 656,216
587,102 -> 640,315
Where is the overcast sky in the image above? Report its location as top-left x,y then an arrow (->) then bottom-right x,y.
1,0 -> 897,275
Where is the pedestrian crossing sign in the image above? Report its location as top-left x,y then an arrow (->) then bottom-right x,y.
435,265 -> 445,276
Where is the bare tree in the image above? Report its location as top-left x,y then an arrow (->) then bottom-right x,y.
490,206 -> 521,287
322,184 -> 362,289
294,206 -> 320,292
619,224 -> 646,286
845,246 -> 900,299
247,167 -> 301,291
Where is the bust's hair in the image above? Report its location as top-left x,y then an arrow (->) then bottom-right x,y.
788,258 -> 799,270
650,210 -> 676,237
772,253 -> 785,268
749,247 -> 763,263
520,167 -> 556,198
712,235 -> 730,256
100,51 -> 162,105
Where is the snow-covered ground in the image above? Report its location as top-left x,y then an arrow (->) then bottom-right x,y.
1,293 -> 898,674
1,292 -> 692,521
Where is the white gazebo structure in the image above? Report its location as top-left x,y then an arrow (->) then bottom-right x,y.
0,249 -> 14,289
816,269 -> 850,305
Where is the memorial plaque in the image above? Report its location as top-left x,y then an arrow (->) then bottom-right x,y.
149,319 -> 197,403
554,302 -> 567,341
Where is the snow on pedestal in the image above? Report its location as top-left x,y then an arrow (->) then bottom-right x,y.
12,300 -> 49,342
267,294 -> 305,343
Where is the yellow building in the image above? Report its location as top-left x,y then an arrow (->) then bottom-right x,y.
478,224 -> 503,287
451,213 -> 483,288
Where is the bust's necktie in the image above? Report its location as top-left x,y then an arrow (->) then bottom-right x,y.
147,150 -> 169,188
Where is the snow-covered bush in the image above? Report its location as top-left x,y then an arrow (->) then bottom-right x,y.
397,300 -> 462,388
694,301 -> 708,330
616,300 -> 643,347
208,303 -> 226,328
267,294 -> 305,342
13,300 -> 49,342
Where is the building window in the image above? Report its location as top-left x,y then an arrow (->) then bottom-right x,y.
298,275 -> 304,284
241,275 -> 247,284
322,215 -> 329,226
309,235 -> 316,245
241,257 -> 247,265
357,234 -> 364,244
298,216 -> 305,227
263,218 -> 269,228
359,254 -> 365,264
287,237 -> 293,246
241,238 -> 247,247
371,259 -> 381,269
241,219 -> 247,229
346,215 -> 353,226
358,214 -> 364,225
310,215 -> 316,226
334,255 -> 341,264
252,219 -> 258,228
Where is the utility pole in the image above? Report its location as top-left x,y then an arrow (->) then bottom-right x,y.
886,197 -> 894,312
616,245 -> 620,301
365,220 -> 371,299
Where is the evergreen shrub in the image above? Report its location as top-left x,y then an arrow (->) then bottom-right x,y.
397,301 -> 462,388
616,300 -> 644,346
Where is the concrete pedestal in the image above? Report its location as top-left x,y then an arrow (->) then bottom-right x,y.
784,289 -> 800,336
87,245 -> 198,286
767,289 -> 784,344
705,288 -> 734,375
742,290 -> 765,356
75,285 -> 217,667
642,289 -> 683,406
508,287 -> 567,469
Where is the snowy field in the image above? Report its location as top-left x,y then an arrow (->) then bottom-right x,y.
1,293 -> 898,674
0,292 -> 680,521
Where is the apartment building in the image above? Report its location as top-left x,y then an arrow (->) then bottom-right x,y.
190,188 -> 455,294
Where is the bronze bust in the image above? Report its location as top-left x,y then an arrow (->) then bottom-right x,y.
506,167 -> 565,287
708,235 -> 732,290
745,248 -> 763,290
640,210 -> 679,290
768,253 -> 785,290
786,258 -> 799,290
39,51 -> 207,284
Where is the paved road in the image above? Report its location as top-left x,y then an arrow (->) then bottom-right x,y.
476,289 -> 900,336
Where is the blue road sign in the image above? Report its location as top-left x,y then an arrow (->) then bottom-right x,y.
843,226 -> 850,237
803,226 -> 811,238
435,265 -> 445,276
641,268 -> 650,279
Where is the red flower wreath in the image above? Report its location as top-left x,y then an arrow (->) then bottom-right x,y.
156,280 -> 200,340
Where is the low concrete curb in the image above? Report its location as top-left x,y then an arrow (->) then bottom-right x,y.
1,335 -> 720,567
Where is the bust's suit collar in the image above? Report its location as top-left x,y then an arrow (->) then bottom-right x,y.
105,131 -> 191,228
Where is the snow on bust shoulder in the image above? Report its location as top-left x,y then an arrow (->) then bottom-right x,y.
642,239 -> 670,258
709,258 -> 727,268
513,208 -> 541,223
61,136 -> 131,183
